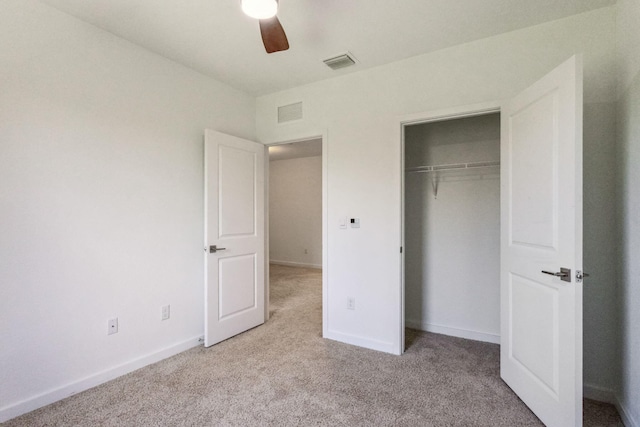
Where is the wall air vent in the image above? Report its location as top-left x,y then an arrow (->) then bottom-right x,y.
277,102 -> 303,124
323,53 -> 356,70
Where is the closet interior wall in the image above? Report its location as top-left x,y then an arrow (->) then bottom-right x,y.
404,113 -> 501,343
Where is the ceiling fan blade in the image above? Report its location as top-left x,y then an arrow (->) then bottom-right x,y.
259,16 -> 289,53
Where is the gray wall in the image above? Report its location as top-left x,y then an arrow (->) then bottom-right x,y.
583,102 -> 619,395
616,1 -> 640,424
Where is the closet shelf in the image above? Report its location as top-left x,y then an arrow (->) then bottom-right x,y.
406,160 -> 500,199
405,160 -> 500,173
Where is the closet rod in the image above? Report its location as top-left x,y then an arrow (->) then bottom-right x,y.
405,160 -> 500,173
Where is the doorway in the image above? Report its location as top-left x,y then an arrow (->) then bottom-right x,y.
266,137 -> 325,323
403,112 -> 501,346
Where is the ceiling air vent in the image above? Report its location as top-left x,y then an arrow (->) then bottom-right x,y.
277,102 -> 303,124
323,53 -> 356,70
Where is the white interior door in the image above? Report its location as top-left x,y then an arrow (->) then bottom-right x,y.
501,55 -> 583,427
204,130 -> 265,347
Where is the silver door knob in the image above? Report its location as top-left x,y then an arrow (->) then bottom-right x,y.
209,245 -> 227,253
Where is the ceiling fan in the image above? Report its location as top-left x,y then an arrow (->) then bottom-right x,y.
241,0 -> 289,54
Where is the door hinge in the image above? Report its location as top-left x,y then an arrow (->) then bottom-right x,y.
400,246 -> 403,253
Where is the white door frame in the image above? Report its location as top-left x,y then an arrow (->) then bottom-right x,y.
263,132 -> 328,334
398,101 -> 503,355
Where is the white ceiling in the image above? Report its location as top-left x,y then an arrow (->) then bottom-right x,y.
40,0 -> 614,96
269,138 -> 322,161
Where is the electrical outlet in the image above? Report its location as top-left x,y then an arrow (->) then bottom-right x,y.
347,297 -> 356,310
108,318 -> 118,335
161,305 -> 170,321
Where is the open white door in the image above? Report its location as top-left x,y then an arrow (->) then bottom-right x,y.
501,55 -> 583,427
204,130 -> 265,347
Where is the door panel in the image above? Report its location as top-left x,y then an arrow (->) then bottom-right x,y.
510,273 -> 559,393
219,254 -> 257,320
205,130 -> 265,347
219,145 -> 257,237
510,90 -> 558,249
501,55 -> 583,427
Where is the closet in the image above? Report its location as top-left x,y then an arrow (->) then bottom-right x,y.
404,113 -> 501,344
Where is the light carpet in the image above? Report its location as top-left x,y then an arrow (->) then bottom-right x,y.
7,265 -> 622,426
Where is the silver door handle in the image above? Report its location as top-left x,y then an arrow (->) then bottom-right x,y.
541,270 -> 568,277
542,267 -> 571,283
209,245 -> 227,253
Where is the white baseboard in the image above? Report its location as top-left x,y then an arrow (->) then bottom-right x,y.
406,319 -> 500,344
615,396 -> 639,427
324,329 -> 399,355
0,335 -> 204,423
584,383 -> 616,403
270,260 -> 322,269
